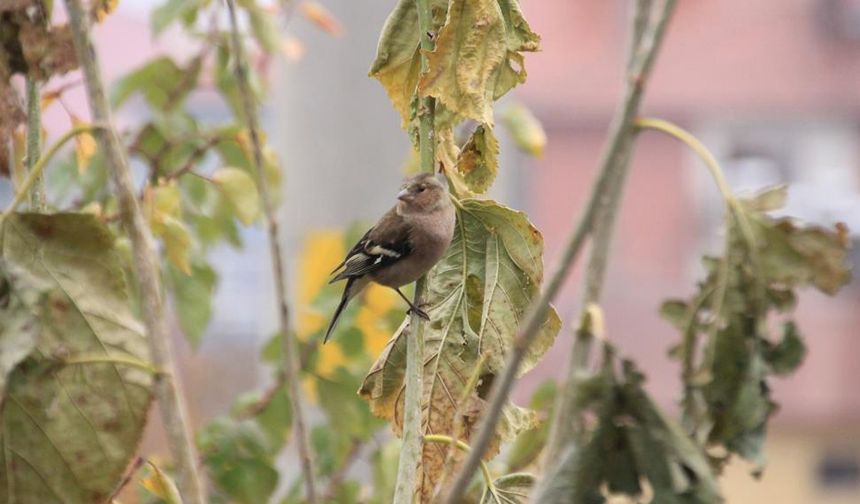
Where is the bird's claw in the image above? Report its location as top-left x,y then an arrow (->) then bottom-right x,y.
408,306 -> 431,321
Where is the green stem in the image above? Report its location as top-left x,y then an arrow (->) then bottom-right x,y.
1,124 -> 104,221
393,0 -> 436,502
423,435 -> 496,497
25,78 -> 46,211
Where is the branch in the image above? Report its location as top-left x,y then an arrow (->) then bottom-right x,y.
392,0 -> 436,501
25,78 -> 46,211
224,2 -> 318,502
63,2 -> 207,503
442,1 -> 678,501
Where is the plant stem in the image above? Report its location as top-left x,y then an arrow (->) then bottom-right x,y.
423,435 -> 495,496
443,2 -> 678,502
224,2 -> 318,502
539,0 -> 678,473
1,124 -> 103,221
63,2 -> 207,503
25,78 -> 46,211
393,0 -> 436,502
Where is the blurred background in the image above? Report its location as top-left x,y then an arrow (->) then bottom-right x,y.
18,0 -> 860,502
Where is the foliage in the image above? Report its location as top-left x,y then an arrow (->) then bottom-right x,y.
0,214 -> 154,503
661,186 -> 851,471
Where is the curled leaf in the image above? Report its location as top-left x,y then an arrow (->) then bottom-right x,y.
456,124 -> 499,194
141,461 -> 183,504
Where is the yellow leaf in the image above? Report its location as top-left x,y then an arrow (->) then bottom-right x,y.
212,167 -> 260,225
354,284 -> 399,357
316,341 -> 348,379
152,183 -> 182,219
140,461 -> 183,504
300,1 -> 343,36
501,102 -> 547,158
71,116 -> 97,174
40,90 -> 61,110
158,216 -> 192,275
417,0 -> 507,124
91,0 -> 120,23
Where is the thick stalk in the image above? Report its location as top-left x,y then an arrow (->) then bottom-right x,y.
542,0 -> 673,467
63,2 -> 207,503
443,1 -> 678,502
25,78 -> 46,210
223,2 -> 318,502
393,0 -> 435,500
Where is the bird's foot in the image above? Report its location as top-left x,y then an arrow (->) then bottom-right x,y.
407,305 -> 431,321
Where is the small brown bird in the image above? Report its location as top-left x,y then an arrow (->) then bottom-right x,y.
324,172 -> 456,343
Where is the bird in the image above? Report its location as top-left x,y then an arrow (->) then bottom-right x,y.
324,172 -> 457,343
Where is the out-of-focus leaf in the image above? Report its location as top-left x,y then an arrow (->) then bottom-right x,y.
456,124 -> 499,194
368,0 -> 449,126
536,359 -> 721,504
481,473 -> 535,504
112,56 -> 202,111
360,200 -> 560,500
418,0 -> 507,124
664,185 -> 851,472
145,183 -> 193,275
506,381 -> 555,472
239,0 -> 280,52
300,1 -> 343,36
212,167 -> 260,225
168,260 -> 217,347
140,461 -> 183,504
90,0 -> 118,23
71,115 -> 97,174
232,385 -> 293,454
764,321 -> 806,375
0,213 -> 153,504
198,417 -> 279,504
501,103 -> 546,157
0,261 -> 47,397
151,0 -> 207,35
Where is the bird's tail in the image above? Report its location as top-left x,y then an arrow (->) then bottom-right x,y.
324,277 -> 365,344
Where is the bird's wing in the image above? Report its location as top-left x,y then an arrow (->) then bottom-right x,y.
330,209 -> 412,282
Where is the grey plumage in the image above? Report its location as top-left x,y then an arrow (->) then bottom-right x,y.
324,173 -> 456,343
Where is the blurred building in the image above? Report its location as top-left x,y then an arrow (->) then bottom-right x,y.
518,1 -> 860,503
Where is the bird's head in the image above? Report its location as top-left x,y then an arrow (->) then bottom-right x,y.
396,173 -> 450,214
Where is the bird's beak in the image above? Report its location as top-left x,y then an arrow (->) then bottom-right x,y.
397,189 -> 410,201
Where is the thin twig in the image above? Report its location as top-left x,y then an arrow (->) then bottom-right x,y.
25,78 -> 46,211
1,123 -> 104,222
224,1 -> 318,502
392,0 -> 436,501
63,2 -> 207,503
442,2 -> 679,502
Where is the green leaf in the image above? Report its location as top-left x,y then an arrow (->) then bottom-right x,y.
360,200 -> 561,499
764,321 -> 806,375
198,417 -> 279,504
0,213 -> 153,504
239,0 -> 280,53
151,0 -> 207,35
212,167 -> 260,225
112,56 -> 202,111
418,0 -> 507,124
0,261 -> 48,397
481,473 -> 535,504
168,260 -> 217,347
155,215 -> 193,276
505,381 -> 555,472
500,103 -> 546,157
456,124 -> 500,194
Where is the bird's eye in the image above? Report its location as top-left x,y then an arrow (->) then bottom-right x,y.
416,186 -> 426,193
